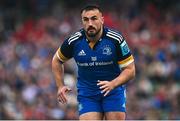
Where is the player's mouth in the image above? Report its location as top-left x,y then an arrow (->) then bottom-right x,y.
87,27 -> 96,32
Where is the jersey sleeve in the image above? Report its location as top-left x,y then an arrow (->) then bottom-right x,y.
56,39 -> 73,63
117,39 -> 134,68
56,31 -> 83,63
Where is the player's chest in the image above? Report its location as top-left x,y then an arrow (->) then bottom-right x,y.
73,40 -> 116,63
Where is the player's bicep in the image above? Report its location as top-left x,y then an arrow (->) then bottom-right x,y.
54,48 -> 67,63
117,40 -> 134,68
56,40 -> 73,63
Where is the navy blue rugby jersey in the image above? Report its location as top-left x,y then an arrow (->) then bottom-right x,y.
57,27 -> 134,96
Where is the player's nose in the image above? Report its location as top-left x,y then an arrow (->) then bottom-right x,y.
88,20 -> 93,26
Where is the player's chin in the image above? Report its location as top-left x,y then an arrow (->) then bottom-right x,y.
87,31 -> 96,37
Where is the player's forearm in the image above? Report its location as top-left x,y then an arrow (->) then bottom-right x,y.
112,62 -> 135,88
52,55 -> 65,88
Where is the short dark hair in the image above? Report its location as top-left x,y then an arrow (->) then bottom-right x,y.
80,5 -> 102,14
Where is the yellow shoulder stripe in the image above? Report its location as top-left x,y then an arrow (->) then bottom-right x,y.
118,55 -> 134,65
57,48 -> 69,61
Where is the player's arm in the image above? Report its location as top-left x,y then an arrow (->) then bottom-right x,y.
52,39 -> 73,103
98,38 -> 135,96
98,61 -> 135,96
52,49 -> 71,104
52,49 -> 65,88
113,38 -> 136,87
112,59 -> 135,88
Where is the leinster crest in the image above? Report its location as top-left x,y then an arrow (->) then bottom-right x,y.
103,45 -> 112,55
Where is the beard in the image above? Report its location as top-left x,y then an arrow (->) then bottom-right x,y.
86,26 -> 101,38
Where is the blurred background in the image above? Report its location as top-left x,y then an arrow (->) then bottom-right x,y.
0,0 -> 180,120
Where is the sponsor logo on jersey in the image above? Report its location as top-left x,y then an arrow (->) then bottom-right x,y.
78,50 -> 86,56
122,102 -> 126,108
120,40 -> 130,56
91,56 -> 97,61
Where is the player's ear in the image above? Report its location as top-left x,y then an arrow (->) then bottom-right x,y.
101,16 -> 104,24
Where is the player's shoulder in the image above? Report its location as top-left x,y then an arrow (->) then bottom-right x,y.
104,27 -> 124,44
66,29 -> 84,45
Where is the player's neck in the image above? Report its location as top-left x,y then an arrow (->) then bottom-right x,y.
87,27 -> 103,49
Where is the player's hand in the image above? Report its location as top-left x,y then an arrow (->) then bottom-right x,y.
97,80 -> 115,96
57,86 -> 72,104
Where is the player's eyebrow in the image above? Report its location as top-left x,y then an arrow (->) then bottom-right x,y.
82,15 -> 98,20
91,16 -> 97,19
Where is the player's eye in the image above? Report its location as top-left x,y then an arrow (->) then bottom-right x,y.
83,17 -> 89,22
91,16 -> 98,21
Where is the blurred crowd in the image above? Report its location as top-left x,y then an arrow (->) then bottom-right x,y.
0,0 -> 180,120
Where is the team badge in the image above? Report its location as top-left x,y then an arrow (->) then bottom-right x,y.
103,46 -> 112,55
